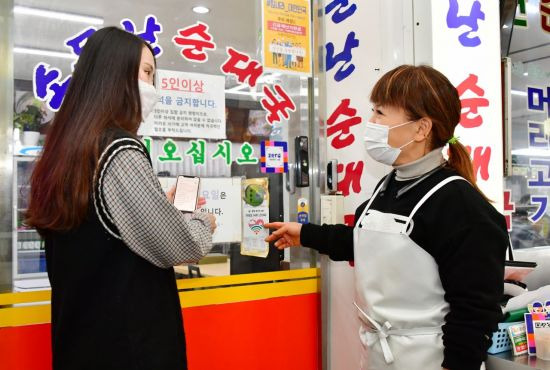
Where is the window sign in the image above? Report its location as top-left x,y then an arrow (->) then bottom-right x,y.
138,70 -> 226,139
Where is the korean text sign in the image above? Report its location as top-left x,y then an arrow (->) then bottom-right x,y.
262,0 -> 312,76
432,0 -> 504,210
198,178 -> 242,243
137,69 -> 226,139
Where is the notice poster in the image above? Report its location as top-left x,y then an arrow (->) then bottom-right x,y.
261,0 -> 312,76
198,177 -> 242,243
138,69 -> 226,139
241,178 -> 270,258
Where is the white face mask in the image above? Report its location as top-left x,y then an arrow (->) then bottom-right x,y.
363,120 -> 416,166
138,79 -> 159,122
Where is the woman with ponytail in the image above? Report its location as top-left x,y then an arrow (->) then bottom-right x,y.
265,65 -> 507,370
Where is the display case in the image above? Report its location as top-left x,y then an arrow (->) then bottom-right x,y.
12,154 -> 49,291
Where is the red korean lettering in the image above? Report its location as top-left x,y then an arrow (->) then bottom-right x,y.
260,84 -> 296,125
465,145 -> 491,181
503,190 -> 515,232
542,0 -> 550,33
337,161 -> 364,196
172,22 -> 216,62
344,214 -> 356,227
456,74 -> 489,129
327,98 -> 362,149
220,47 -> 263,88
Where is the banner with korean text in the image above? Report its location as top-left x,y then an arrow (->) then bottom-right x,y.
430,0 -> 504,210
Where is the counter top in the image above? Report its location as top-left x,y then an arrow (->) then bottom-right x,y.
488,351 -> 550,369
174,262 -> 230,277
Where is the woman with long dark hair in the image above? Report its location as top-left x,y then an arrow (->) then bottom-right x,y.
26,27 -> 216,370
266,65 -> 508,370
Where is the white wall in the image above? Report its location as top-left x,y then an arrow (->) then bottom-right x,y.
320,1 -> 415,368
320,0 -> 504,368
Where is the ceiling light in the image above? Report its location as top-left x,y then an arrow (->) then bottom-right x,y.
512,148 -> 550,157
192,6 -> 210,14
224,89 -> 265,97
14,6 -> 104,25
526,2 -> 540,15
511,90 -> 527,96
524,72 -> 529,76
14,47 -> 77,60
226,84 -> 248,92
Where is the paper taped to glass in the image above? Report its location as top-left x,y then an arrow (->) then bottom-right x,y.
241,178 -> 270,258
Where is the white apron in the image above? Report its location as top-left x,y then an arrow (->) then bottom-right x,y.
353,176 -> 466,370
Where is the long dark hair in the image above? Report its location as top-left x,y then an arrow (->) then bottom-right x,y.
370,65 -> 489,202
27,27 -> 155,232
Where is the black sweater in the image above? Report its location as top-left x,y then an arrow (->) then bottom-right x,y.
300,167 -> 508,370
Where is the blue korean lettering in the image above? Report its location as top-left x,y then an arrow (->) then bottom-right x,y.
48,76 -> 72,111
33,63 -> 71,112
325,0 -> 357,24
325,31 -> 359,82
64,27 -> 97,56
529,159 -> 550,188
446,0 -> 485,47
528,121 -> 549,149
529,196 -> 549,223
33,63 -> 59,99
528,87 -> 550,117
121,14 -> 163,57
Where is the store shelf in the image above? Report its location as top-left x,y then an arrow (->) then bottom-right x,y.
14,145 -> 43,157
13,278 -> 50,291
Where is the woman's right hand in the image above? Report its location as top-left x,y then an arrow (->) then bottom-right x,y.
204,213 -> 217,233
264,222 -> 303,250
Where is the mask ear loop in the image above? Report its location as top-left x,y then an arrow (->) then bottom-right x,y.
396,119 -> 426,149
388,120 -> 415,130
398,139 -> 415,150
390,119 -> 419,149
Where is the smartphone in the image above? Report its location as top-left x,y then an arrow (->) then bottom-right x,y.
173,176 -> 200,213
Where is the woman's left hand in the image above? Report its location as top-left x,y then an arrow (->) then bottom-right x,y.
166,187 -> 205,210
166,185 -> 176,203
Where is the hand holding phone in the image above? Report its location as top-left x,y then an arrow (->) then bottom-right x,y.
173,176 -> 200,213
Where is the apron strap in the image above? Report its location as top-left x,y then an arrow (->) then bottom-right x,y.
354,302 -> 442,365
402,176 -> 468,234
357,172 -> 393,226
507,235 -> 514,261
355,302 -> 395,364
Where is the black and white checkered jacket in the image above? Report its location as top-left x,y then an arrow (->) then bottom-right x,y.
94,134 -> 213,268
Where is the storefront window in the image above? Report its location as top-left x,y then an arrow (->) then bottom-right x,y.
7,0 -> 317,291
506,0 -> 550,251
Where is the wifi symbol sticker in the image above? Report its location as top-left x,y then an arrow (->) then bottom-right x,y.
248,219 -> 265,235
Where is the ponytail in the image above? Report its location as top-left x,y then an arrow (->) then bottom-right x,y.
447,140 -> 491,202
